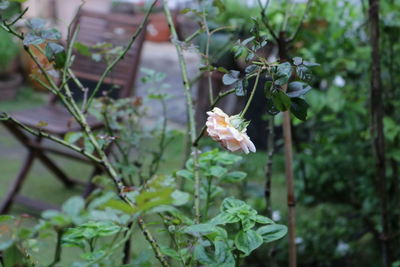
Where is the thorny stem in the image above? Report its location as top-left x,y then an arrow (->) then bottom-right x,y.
264,117 -> 275,216
257,0 -> 279,41
1,6 -> 169,267
84,0 -> 158,112
149,99 -> 168,177
163,0 -> 201,223
288,0 -> 312,42
204,176 -> 213,219
264,116 -> 276,266
47,229 -> 63,267
184,28 -> 203,43
200,3 -> 214,104
240,70 -> 262,118
0,114 -> 101,163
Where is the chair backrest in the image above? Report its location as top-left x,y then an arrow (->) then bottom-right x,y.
70,9 -> 146,99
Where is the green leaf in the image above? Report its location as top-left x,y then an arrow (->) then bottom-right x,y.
184,223 -> 216,234
200,65 -> 215,72
257,224 -> 288,243
41,210 -> 72,227
214,152 -> 242,165
0,240 -> 14,251
245,64 -> 257,74
41,28 -> 61,40
290,97 -> 309,121
222,171 -> 247,183
213,0 -> 226,13
45,42 -> 64,60
23,32 -> 44,46
296,65 -> 312,82
210,165 -> 228,178
234,230 -> 263,255
3,244 -> 24,267
64,131 -> 83,144
0,1 -> 10,9
293,57 -> 302,66
0,215 -> 14,222
136,187 -> 174,212
54,50 -> 67,69
160,245 -> 181,260
214,239 -> 235,265
74,42 -> 91,56
234,79 -> 247,96
221,197 -> 247,212
303,61 -> 320,67
26,18 -> 45,30
217,66 -> 229,73
209,212 -> 240,225
171,190 -> 190,206
62,196 -> 85,217
222,70 -> 240,85
266,98 -> 280,115
194,244 -> 214,265
274,62 -> 292,85
287,82 -> 312,98
176,169 -> 193,180
102,199 -> 135,214
254,215 -> 274,224
272,90 -> 291,111
263,81 -> 273,98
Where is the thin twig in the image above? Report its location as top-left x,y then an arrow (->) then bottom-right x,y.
85,0 -> 158,111
240,70 -> 262,118
163,0 -> 201,223
288,0 -> 312,42
257,0 -> 279,42
0,113 -> 102,164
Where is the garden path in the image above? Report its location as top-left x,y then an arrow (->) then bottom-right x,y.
136,41 -> 200,127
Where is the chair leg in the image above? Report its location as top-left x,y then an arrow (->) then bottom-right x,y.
0,152 -> 35,214
36,152 -> 75,188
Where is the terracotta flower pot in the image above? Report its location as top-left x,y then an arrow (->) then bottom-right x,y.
21,43 -> 54,92
146,12 -> 172,42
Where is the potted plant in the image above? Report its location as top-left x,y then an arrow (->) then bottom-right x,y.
0,27 -> 22,101
134,0 -> 177,42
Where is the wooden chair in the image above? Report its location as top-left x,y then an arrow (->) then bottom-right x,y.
0,10 -> 146,213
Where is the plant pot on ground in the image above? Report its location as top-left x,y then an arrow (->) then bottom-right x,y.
0,27 -> 22,101
135,1 -> 177,42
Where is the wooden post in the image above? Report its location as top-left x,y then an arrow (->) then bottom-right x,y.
278,31 -> 297,267
368,0 -> 391,265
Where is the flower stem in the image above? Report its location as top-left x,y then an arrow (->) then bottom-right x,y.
240,70 -> 261,119
163,0 -> 201,223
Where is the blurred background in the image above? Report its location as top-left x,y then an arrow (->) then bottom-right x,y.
1,0 -> 399,266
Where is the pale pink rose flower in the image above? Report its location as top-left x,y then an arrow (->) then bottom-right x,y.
206,107 -> 256,154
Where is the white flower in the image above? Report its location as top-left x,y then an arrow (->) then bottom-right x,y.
206,107 -> 256,154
